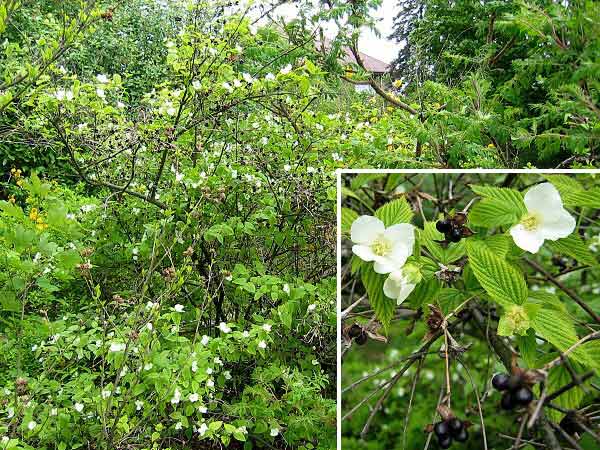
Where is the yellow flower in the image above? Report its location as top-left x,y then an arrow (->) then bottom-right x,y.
488,143 -> 495,148
29,208 -> 39,221
36,217 -> 44,224
36,223 -> 48,231
16,179 -> 24,187
8,195 -> 16,204
387,144 -> 394,151
392,79 -> 403,88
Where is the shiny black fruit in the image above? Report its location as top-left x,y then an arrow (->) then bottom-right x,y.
506,375 -> 521,391
454,428 -> 468,442
438,435 -> 452,449
434,420 -> 449,437
501,391 -> 516,410
436,219 -> 451,233
448,418 -> 463,434
354,331 -> 367,345
449,227 -> 462,242
492,373 -> 510,391
514,386 -> 533,405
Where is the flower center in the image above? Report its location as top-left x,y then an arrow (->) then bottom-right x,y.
521,213 -> 540,231
371,236 -> 392,256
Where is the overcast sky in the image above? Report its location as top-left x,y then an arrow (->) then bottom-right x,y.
269,0 -> 401,64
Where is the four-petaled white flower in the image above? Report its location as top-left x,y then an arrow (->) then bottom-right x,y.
200,335 -> 210,346
135,400 -> 144,411
96,74 -> 109,83
109,342 -> 126,352
171,388 -> 181,404
265,73 -> 275,81
258,340 -> 267,349
192,80 -> 202,90
174,304 -> 184,313
218,322 -> 231,333
351,216 -> 414,274
199,423 -> 208,435
509,183 -> 575,254
27,421 -> 36,430
74,403 -> 84,413
188,393 -> 199,402
175,421 -> 182,430
280,64 -> 292,74
102,390 -> 111,399
270,428 -> 279,437
206,379 -> 214,388
383,264 -> 421,305
282,284 -> 290,294
262,324 -> 272,332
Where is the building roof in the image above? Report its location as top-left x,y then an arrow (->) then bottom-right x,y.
319,38 -> 391,74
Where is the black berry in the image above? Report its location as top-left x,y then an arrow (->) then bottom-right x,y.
434,420 -> 449,437
354,331 -> 367,345
492,373 -> 510,391
448,227 -> 462,242
436,219 -> 451,233
454,428 -> 468,442
514,386 -> 533,405
438,435 -> 452,449
347,324 -> 362,338
506,375 -> 521,392
501,391 -> 516,410
448,418 -> 463,434
560,413 -> 585,435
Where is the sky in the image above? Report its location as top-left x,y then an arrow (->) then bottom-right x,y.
268,0 -> 401,64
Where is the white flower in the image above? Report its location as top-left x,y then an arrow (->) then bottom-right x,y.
27,421 -> 36,430
146,322 -> 153,331
117,101 -> 125,108
222,82 -> 233,93
199,423 -> 208,435
102,390 -> 111,399
175,421 -> 182,430
242,331 -> 250,338
166,105 -> 177,116
171,388 -> 181,404
174,304 -> 184,313
74,403 -> 84,413
258,340 -> 267,349
242,72 -> 254,83
282,283 -> 290,295
200,335 -> 210,346
96,74 -> 109,83
144,362 -> 153,371
350,216 -> 414,274
206,379 -> 214,388
270,428 -> 279,436
280,64 -> 292,74
307,304 -> 316,312
206,368 -> 213,375
224,371 -> 232,380
31,344 -> 38,352
50,408 -> 58,416
96,88 -> 105,98
383,267 -> 418,305
284,164 -> 291,171
189,393 -> 199,402
198,405 -> 208,413
509,183 -> 575,253
192,80 -> 202,90
233,79 -> 242,88
135,400 -> 144,411
214,357 -> 223,365
265,73 -> 275,81
146,300 -> 157,309
7,407 -> 14,418
109,342 -> 126,352
191,360 -> 198,372
218,322 -> 231,333
262,324 -> 272,332
307,166 -> 316,174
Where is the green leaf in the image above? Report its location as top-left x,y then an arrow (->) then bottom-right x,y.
466,241 -> 528,306
546,233 -> 597,267
531,309 -> 589,366
546,364 -> 586,422
468,185 -> 525,228
580,340 -> 600,371
374,197 -> 413,226
351,173 -> 385,190
516,329 -> 538,368
407,278 -> 441,308
361,265 -> 394,330
543,175 -> 600,208
341,208 -> 358,235
421,222 -> 465,264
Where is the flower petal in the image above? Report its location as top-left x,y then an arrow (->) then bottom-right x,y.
383,271 -> 415,305
510,224 -> 545,253
396,284 -> 416,305
382,223 -> 414,249
383,273 -> 402,299
524,183 -> 563,216
539,208 -> 576,241
352,244 -> 376,262
350,215 -> 385,244
373,256 -> 403,274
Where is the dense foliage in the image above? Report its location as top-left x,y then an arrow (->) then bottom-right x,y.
341,173 -> 600,449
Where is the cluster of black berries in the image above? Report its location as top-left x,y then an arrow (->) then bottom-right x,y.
433,418 -> 468,448
435,213 -> 472,243
347,323 -> 367,345
492,373 -> 534,410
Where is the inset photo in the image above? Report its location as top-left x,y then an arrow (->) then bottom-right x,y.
339,171 -> 600,449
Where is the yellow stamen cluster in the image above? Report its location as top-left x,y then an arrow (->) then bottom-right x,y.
521,213 -> 540,231
371,237 -> 392,257
29,208 -> 48,230
10,168 -> 22,178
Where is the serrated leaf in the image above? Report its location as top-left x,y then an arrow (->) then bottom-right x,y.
546,233 -> 597,267
341,208 -> 358,235
543,175 -> 600,208
467,241 -> 528,306
546,364 -> 586,422
469,199 -> 522,228
470,185 -> 527,215
350,254 -> 364,275
516,329 -> 538,368
406,278 -> 440,308
421,222 -> 465,264
473,234 -> 511,257
580,340 -> 600,371
374,197 -> 413,226
351,173 -> 385,190
531,309 -> 589,366
361,266 -> 394,330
